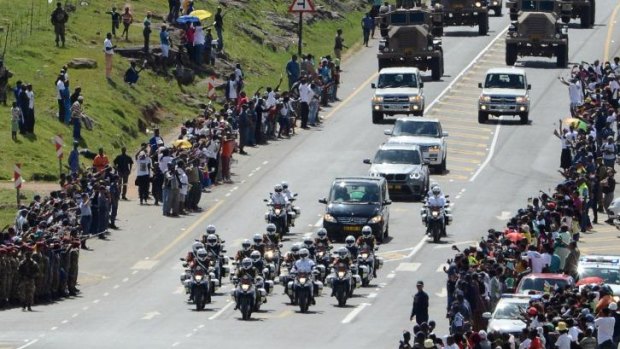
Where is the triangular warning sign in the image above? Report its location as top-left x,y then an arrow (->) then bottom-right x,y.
289,0 -> 316,12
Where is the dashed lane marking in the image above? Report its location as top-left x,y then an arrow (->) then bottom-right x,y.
451,148 -> 489,156
395,262 -> 421,272
341,303 -> 371,324
444,132 -> 491,140
208,301 -> 234,320
17,339 -> 39,349
131,260 -> 159,270
447,140 -> 488,149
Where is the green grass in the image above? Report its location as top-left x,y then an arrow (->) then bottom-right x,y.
0,0 -> 367,181
0,188 -> 35,228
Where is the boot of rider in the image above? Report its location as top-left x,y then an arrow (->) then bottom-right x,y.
234,292 -> 239,310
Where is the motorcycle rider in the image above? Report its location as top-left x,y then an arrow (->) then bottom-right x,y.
284,243 -> 301,266
426,185 -> 448,236
314,228 -> 333,250
356,226 -> 377,278
233,257 -> 258,310
291,248 -> 316,305
302,237 -> 316,259
281,181 -> 296,227
344,235 -> 359,259
251,233 -> 266,255
250,250 -> 265,273
330,247 -> 353,296
205,234 -> 223,257
269,184 -> 290,230
235,239 -> 253,262
188,248 -> 210,301
263,223 -> 281,245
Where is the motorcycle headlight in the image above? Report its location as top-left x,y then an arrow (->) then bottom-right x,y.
265,251 -> 274,259
275,208 -> 281,215
516,96 -> 529,103
409,95 -> 422,103
431,211 -> 439,217
361,253 -> 369,260
475,1 -> 482,7
241,284 -> 250,291
338,271 -> 346,278
410,172 -> 421,179
368,215 -> 382,224
561,25 -> 568,35
479,95 -> 491,103
299,277 -> 307,284
372,96 -> 383,103
194,274 -> 203,281
324,213 -> 337,223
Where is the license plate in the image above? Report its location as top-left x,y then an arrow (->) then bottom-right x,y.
384,104 -> 406,110
389,184 -> 402,190
343,226 -> 361,232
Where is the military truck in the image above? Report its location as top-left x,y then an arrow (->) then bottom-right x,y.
431,0 -> 490,35
377,7 -> 445,81
505,0 -> 569,68
559,0 -> 594,28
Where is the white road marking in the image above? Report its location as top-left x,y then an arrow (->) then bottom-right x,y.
131,260 -> 159,270
256,167 -> 261,171
72,313 -> 79,318
248,173 -> 254,177
198,324 -> 205,329
435,287 -> 447,298
470,122 -> 501,182
103,292 -> 110,297
132,270 -> 139,275
51,327 -> 58,331
17,339 -> 39,349
314,218 -> 323,227
61,320 -> 68,324
395,263 -> 421,272
172,342 -> 180,347
341,303 -> 371,324
82,306 -> 89,311
93,299 -> 100,304
186,333 -> 192,338
209,301 -> 234,320
262,161 -> 269,165
142,311 -> 161,320
367,292 -> 378,298
122,277 -> 129,282
495,211 -> 512,220
225,193 -> 231,197
387,273 -> 396,279
113,284 -> 120,289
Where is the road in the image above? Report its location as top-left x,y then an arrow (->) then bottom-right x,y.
2,3 -> 620,348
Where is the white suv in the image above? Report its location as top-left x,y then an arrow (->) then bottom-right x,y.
384,118 -> 448,173
478,67 -> 531,124
371,67 -> 425,123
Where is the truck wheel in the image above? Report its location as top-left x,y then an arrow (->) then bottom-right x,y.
561,16 -> 570,24
432,26 -> 444,37
372,111 -> 384,124
519,112 -> 529,125
590,0 -> 595,24
493,6 -> 502,16
510,12 -> 517,21
440,155 -> 447,173
556,44 -> 568,68
478,111 -> 488,124
580,6 -> 592,28
478,12 -> 489,35
431,55 -> 442,81
505,43 -> 517,66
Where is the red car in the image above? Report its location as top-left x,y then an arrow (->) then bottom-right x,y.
516,273 -> 574,294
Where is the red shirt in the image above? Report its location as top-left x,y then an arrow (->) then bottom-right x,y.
185,27 -> 195,45
529,337 -> 542,349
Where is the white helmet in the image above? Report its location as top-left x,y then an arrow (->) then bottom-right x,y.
281,181 -> 289,189
250,250 -> 261,262
206,234 -> 218,247
274,184 -> 283,193
252,233 -> 263,245
266,223 -> 277,235
242,239 -> 252,251
196,248 -> 208,262
299,248 -> 310,259
338,247 -> 349,259
345,235 -> 356,247
192,241 -> 204,254
206,224 -> 216,235
241,257 -> 253,270
432,186 -> 441,196
361,225 -> 372,238
316,228 -> 328,240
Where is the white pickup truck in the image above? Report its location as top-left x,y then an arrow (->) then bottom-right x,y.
477,67 -> 531,124
371,67 -> 425,124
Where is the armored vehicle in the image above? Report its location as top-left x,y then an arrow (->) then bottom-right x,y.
505,0 -> 569,68
377,7 -> 444,80
431,0 -> 490,35
559,0 -> 594,28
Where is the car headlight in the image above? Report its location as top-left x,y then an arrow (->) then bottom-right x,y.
554,33 -> 561,39
409,95 -> 422,103
492,1 -> 498,4
324,213 -> 337,223
561,25 -> 568,35
475,1 -> 482,7
410,172 -> 422,179
479,95 -> 491,103
368,215 -> 382,224
372,96 -> 383,103
516,96 -> 529,103
369,171 -> 380,177
427,45 -> 433,51
428,145 -> 440,152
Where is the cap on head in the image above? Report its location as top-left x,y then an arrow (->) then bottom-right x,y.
417,281 -> 424,287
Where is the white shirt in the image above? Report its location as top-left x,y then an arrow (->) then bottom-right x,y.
292,258 -> 315,273
104,38 -> 114,55
136,157 -> 151,176
595,316 -> 615,344
601,142 -> 616,160
194,26 -> 205,45
265,91 -> 277,109
569,326 -> 582,342
227,80 -> 237,100
234,68 -> 243,82
526,250 -> 547,273
518,338 -> 531,349
568,81 -> 584,105
555,333 -> 572,349
158,155 -> 173,173
26,90 -> 34,109
299,83 -> 313,103
178,168 -> 189,195
56,80 -> 65,100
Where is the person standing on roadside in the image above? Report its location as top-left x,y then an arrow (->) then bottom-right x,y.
107,7 -> 121,37
18,247 -> 39,311
10,102 -> 22,141
93,148 -> 110,173
113,147 -> 134,200
135,151 -> 152,205
410,280 -> 429,325
24,84 -> 35,134
51,2 -> 68,48
160,25 -> 170,60
121,7 -> 133,41
595,307 -> 616,349
361,13 -> 374,47
143,12 -> 152,54
298,77 -> 311,129
286,55 -> 300,91
214,7 -> 224,50
68,141 -> 80,175
56,75 -> 67,123
104,33 -> 117,80
334,29 -> 347,60
70,95 -> 84,141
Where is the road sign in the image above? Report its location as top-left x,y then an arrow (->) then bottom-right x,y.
289,0 -> 316,13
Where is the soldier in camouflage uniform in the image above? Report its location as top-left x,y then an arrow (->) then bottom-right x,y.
50,245 -> 60,298
0,248 -> 8,307
32,242 -> 46,301
58,241 -> 71,297
68,240 -> 80,296
18,247 -> 39,311
9,248 -> 20,304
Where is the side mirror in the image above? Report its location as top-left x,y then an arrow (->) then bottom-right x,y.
527,84 -> 532,90
179,258 -> 186,261
221,240 -> 226,243
482,312 -> 492,320
371,83 -> 376,89
363,159 -> 372,164
293,193 -> 298,197
318,198 -> 327,204
263,199 -> 268,202
383,129 -> 393,136
442,132 -> 449,137
478,82 -> 483,88
384,200 -> 392,205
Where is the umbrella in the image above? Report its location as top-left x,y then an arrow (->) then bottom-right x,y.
575,276 -> 604,286
190,10 -> 212,21
176,15 -> 200,24
563,117 -> 589,131
172,139 -> 192,149
505,232 -> 525,243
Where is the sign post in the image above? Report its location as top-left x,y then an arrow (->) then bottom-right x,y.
54,134 -> 64,177
288,0 -> 316,57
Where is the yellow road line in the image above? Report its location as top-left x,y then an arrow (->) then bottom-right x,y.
448,165 -> 477,172
448,140 -> 489,148
435,174 -> 469,181
152,200 -> 225,260
604,2 -> 620,61
448,132 -> 492,140
451,148 -> 489,156
444,124 -> 493,133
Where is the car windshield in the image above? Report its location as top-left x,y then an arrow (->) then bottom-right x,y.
392,121 -> 440,137
374,149 -> 421,165
579,267 -> 620,285
484,73 -> 526,89
518,277 -> 569,293
329,182 -> 381,204
377,73 -> 418,88
390,13 -> 407,24
493,301 -> 528,320
409,12 -> 426,23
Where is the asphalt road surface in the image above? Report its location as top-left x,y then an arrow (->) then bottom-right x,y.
3,3 -> 620,348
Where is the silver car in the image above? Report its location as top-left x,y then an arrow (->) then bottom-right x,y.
363,143 -> 429,201
484,295 -> 531,337
384,118 -> 448,173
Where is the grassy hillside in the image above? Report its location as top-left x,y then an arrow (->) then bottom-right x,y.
0,0 -> 366,182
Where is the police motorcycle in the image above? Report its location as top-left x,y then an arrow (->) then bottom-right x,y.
286,248 -> 323,313
314,244 -> 333,283
264,185 -> 292,239
326,248 -> 362,307
249,250 -> 275,295
281,181 -> 302,228
356,244 -> 382,287
204,234 -> 231,289
420,186 -> 453,243
231,258 -> 268,320
263,242 -> 283,279
179,247 -> 218,311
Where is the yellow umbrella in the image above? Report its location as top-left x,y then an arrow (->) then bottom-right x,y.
190,10 -> 213,21
172,139 -> 193,149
